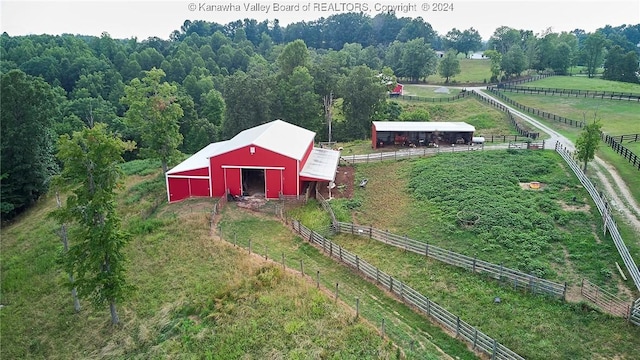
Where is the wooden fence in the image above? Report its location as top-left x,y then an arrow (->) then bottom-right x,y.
488,88 -> 585,128
389,91 -> 470,102
290,220 -> 525,360
339,144 -> 485,165
497,73 -> 555,86
498,85 -> 640,101
580,279 -> 633,319
601,133 -> 640,170
631,298 -> 640,326
555,143 -> 640,293
334,222 -> 566,299
316,189 -> 338,229
470,90 -> 540,139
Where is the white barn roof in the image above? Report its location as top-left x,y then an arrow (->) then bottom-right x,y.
168,120 -> 317,175
300,148 -> 340,182
210,119 -> 315,160
167,141 -> 230,175
373,121 -> 475,133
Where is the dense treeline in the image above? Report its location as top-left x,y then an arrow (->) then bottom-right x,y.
1,13 -> 639,219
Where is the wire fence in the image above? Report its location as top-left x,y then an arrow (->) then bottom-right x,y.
333,222 -> 566,299
498,85 -> 640,101
601,133 -> 640,170
288,220 -> 525,360
555,142 -> 640,293
488,88 -> 585,128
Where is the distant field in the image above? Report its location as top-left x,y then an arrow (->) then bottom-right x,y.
397,97 -> 514,135
425,59 -> 492,84
502,93 -> 640,135
401,84 -> 462,97
523,76 -> 640,93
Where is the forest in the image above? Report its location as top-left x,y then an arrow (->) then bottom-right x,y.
2,12 -> 639,220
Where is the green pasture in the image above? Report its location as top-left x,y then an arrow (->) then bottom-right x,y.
524,76 -> 640,93
425,58 -> 492,84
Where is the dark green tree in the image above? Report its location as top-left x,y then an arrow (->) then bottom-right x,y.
580,33 -> 607,78
121,68 -> 184,173
1,69 -> 59,218
339,65 -> 386,140
575,120 -> 602,173
438,50 -> 461,83
501,45 -> 527,79
603,45 -> 640,83
52,123 -> 133,324
483,49 -> 503,82
400,38 -> 438,82
277,39 -> 310,76
221,70 -> 273,138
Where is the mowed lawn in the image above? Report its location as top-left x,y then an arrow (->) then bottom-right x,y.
523,76 -> 640,93
502,93 -> 640,135
425,58 -> 492,84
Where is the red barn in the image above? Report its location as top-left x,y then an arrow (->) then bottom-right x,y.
166,120 -> 340,202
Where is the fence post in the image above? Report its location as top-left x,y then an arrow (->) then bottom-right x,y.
492,339 -> 497,360
376,267 -> 380,283
356,255 -> 359,270
264,245 -> 268,260
356,297 -> 360,319
456,316 -> 460,336
300,260 -> 304,276
335,283 -> 339,302
281,252 -> 285,269
316,270 -> 320,289
234,233 -> 237,247
248,239 -> 252,254
381,318 -> 385,338
473,256 -> 477,273
369,225 -> 372,239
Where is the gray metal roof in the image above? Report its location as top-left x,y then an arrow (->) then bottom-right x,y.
372,121 -> 475,133
299,148 -> 340,182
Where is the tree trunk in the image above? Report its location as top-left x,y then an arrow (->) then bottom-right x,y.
162,160 -> 168,174
583,160 -> 588,173
109,300 -> 119,325
56,191 -> 81,313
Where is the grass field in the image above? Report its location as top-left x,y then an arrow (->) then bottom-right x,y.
500,93 -> 640,136
218,205 -> 477,359
398,97 -> 513,135
317,152 -> 640,359
523,76 -> 640,93
401,85 -> 462,98
425,59 -> 492,84
492,91 -> 640,203
0,159 -> 402,359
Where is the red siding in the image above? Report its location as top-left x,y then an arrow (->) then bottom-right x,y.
372,123 -> 378,149
265,169 -> 282,198
190,178 -> 210,197
210,145 -> 299,198
170,167 -> 209,176
224,168 -> 242,196
168,178 -> 190,202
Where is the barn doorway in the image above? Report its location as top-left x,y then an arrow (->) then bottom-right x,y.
242,168 -> 265,197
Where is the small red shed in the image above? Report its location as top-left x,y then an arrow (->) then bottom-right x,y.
166,120 -> 340,202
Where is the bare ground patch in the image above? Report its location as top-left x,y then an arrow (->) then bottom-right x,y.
518,182 -> 546,190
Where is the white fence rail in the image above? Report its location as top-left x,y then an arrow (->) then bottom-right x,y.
631,298 -> 640,326
555,143 -> 640,292
290,220 -> 525,360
